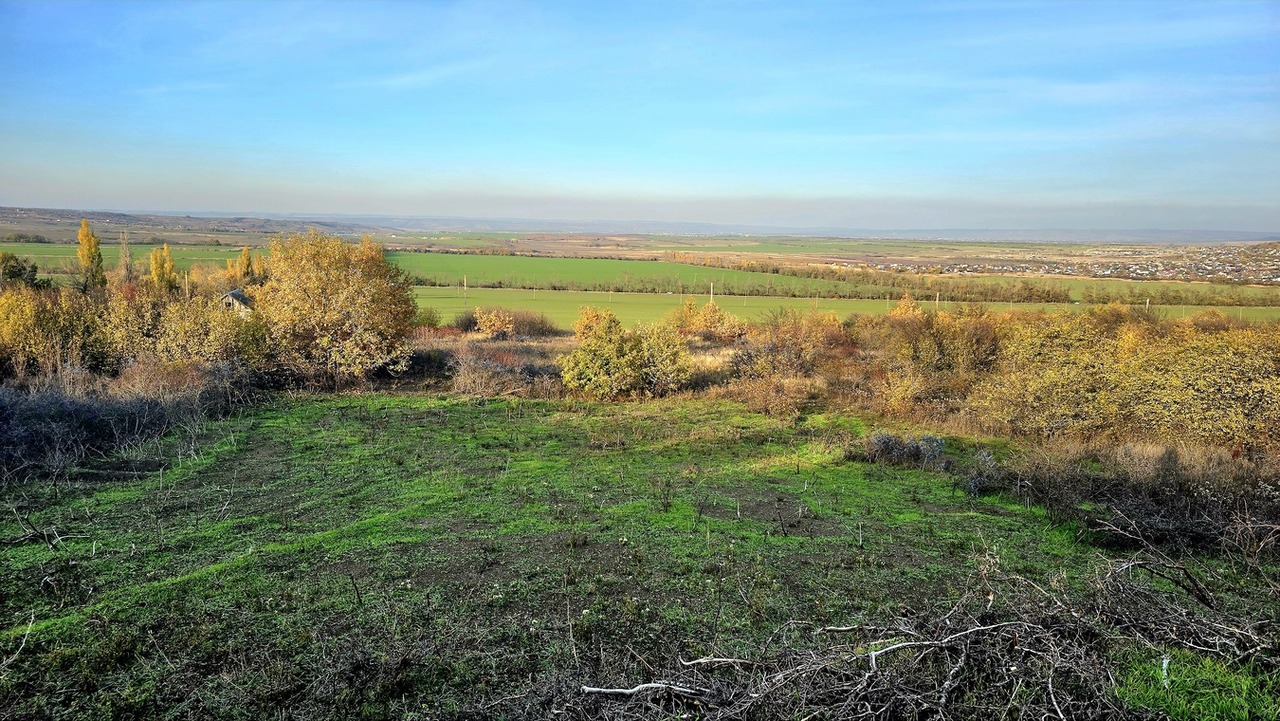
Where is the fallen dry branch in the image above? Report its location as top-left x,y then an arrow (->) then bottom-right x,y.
575,560 -> 1278,720
581,681 -> 708,698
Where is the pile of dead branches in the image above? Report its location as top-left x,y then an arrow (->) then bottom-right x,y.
558,555 -> 1277,720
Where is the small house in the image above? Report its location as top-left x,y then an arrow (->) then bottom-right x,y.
220,289 -> 253,315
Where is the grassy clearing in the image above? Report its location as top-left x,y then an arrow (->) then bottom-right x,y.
1,394 -> 1106,717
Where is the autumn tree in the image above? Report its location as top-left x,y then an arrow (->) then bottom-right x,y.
149,244 -> 178,293
76,219 -> 106,292
250,230 -> 415,382
116,231 -> 136,284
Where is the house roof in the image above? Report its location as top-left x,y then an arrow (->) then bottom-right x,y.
221,288 -> 252,307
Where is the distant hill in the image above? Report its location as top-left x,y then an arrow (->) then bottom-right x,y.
255,213 -> 1280,244
2,206 -> 1276,244
0,207 -> 385,237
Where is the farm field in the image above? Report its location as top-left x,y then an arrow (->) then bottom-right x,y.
6,239 -> 1279,314
0,241 -> 247,274
2,393 -> 1236,719
387,250 -> 857,295
414,286 -> 1280,326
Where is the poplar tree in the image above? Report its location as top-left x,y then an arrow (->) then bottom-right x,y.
149,244 -> 178,292
116,231 -> 136,283
235,246 -> 253,283
76,219 -> 107,291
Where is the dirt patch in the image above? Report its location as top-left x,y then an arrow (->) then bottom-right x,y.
700,486 -> 849,537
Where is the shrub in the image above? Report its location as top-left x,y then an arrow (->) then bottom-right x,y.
510,310 -> 560,338
153,297 -> 267,368
560,308 -> 691,399
853,431 -> 947,469
573,305 -> 614,339
634,322 -> 693,396
664,299 -> 746,342
731,308 -> 844,380
414,307 -> 442,329
250,231 -> 416,383
451,308 -> 478,333
475,307 -> 516,339
448,343 -> 563,397
0,287 -> 110,378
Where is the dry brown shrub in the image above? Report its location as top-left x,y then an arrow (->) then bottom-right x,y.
109,359 -> 211,401
510,310 -> 561,338
712,376 -> 824,419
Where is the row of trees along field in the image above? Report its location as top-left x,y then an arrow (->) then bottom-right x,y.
412,259 -> 1073,301
667,252 -> 1280,307
0,223 -> 415,386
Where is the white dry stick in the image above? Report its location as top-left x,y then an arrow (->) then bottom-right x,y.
681,656 -> 759,668
581,682 -> 706,697
0,613 -> 35,678
866,621 -> 1031,671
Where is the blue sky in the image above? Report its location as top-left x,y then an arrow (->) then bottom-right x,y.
1,0 -> 1277,230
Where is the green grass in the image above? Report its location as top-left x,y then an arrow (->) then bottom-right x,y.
0,241 -> 247,274
387,250 -> 857,296
1,394 -> 1107,717
414,286 -> 1280,326
1117,649 -> 1280,721
2,394 -> 1274,718
6,240 -> 1277,318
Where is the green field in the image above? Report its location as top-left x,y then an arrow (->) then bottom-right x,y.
387,251 -> 856,296
6,240 -> 1278,318
3,394 -> 1272,718
415,286 -> 1280,326
0,242 -> 246,274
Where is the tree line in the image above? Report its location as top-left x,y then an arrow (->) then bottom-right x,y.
0,223 -> 416,386
665,252 -> 1280,307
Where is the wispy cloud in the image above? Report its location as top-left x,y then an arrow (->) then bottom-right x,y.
336,59 -> 495,90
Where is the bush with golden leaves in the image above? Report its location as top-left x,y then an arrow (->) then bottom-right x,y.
249,231 -> 416,382
0,287 -> 109,377
475,306 -> 516,339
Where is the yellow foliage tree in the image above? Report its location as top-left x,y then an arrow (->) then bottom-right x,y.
149,244 -> 178,293
76,219 -> 106,291
101,282 -> 165,366
115,231 -> 136,284
250,231 -> 415,382
154,297 -> 266,366
0,287 -> 107,376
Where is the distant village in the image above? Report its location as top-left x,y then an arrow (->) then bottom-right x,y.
868,242 -> 1280,285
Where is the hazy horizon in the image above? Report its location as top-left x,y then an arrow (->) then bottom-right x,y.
2,1 -> 1277,231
